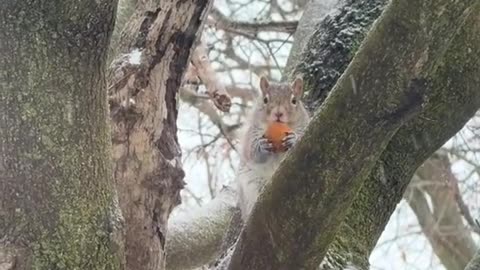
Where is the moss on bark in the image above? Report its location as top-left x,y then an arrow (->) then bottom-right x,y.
0,1 -> 123,269
320,2 -> 480,269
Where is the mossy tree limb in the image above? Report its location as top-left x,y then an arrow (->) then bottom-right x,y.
227,0 -> 480,269
0,1 -> 123,269
322,2 -> 480,268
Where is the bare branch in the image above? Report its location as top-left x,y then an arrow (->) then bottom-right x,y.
190,39 -> 232,112
208,8 -> 298,35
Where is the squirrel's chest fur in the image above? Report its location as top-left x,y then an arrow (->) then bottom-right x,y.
243,152 -> 284,182
236,152 -> 285,220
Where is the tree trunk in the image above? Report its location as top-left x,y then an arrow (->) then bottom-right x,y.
0,1 -> 123,269
108,0 -> 212,269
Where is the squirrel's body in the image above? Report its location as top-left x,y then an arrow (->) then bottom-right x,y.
236,76 -> 310,220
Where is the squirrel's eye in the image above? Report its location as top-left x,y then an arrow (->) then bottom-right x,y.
291,97 -> 297,105
263,97 -> 269,104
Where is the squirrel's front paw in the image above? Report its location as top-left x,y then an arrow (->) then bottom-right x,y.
282,132 -> 297,150
258,137 -> 275,154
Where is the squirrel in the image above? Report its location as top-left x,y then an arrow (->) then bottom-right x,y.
236,76 -> 310,221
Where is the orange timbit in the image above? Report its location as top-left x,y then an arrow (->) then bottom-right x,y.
265,122 -> 292,152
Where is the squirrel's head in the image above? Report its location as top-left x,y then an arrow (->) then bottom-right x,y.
257,76 -> 305,124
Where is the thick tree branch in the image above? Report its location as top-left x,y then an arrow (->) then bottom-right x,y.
227,0 -> 450,267
166,188 -> 237,269
324,2 -> 480,268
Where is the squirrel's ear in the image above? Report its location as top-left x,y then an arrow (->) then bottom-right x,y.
291,77 -> 304,97
259,76 -> 270,95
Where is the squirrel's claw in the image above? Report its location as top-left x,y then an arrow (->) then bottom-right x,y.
282,132 -> 297,150
258,137 -> 275,153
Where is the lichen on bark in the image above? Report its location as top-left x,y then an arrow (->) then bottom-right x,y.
0,1 -> 123,269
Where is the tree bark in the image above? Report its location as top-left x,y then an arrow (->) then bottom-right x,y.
294,0 -> 389,111
227,0 -> 480,269
319,2 -> 480,268
283,0 -> 338,78
107,0 -> 212,269
110,0 -> 138,57
0,1 -> 123,269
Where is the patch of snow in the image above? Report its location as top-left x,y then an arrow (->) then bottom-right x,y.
128,49 -> 142,65
344,263 -> 360,270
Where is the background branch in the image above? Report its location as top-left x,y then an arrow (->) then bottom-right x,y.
208,8 -> 298,35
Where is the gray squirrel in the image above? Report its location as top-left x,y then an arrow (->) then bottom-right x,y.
236,76 -> 310,221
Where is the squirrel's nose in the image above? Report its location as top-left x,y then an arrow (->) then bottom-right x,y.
275,112 -> 283,118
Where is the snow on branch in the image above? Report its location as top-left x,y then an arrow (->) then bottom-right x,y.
166,187 -> 238,270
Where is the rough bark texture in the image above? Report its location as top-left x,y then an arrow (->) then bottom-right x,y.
292,0 -> 388,266
107,1 -> 212,270
406,154 -> 477,270
294,0 -> 389,111
0,1 -> 123,269
110,0 -> 137,57
227,0 -> 480,269
283,0 -> 338,78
